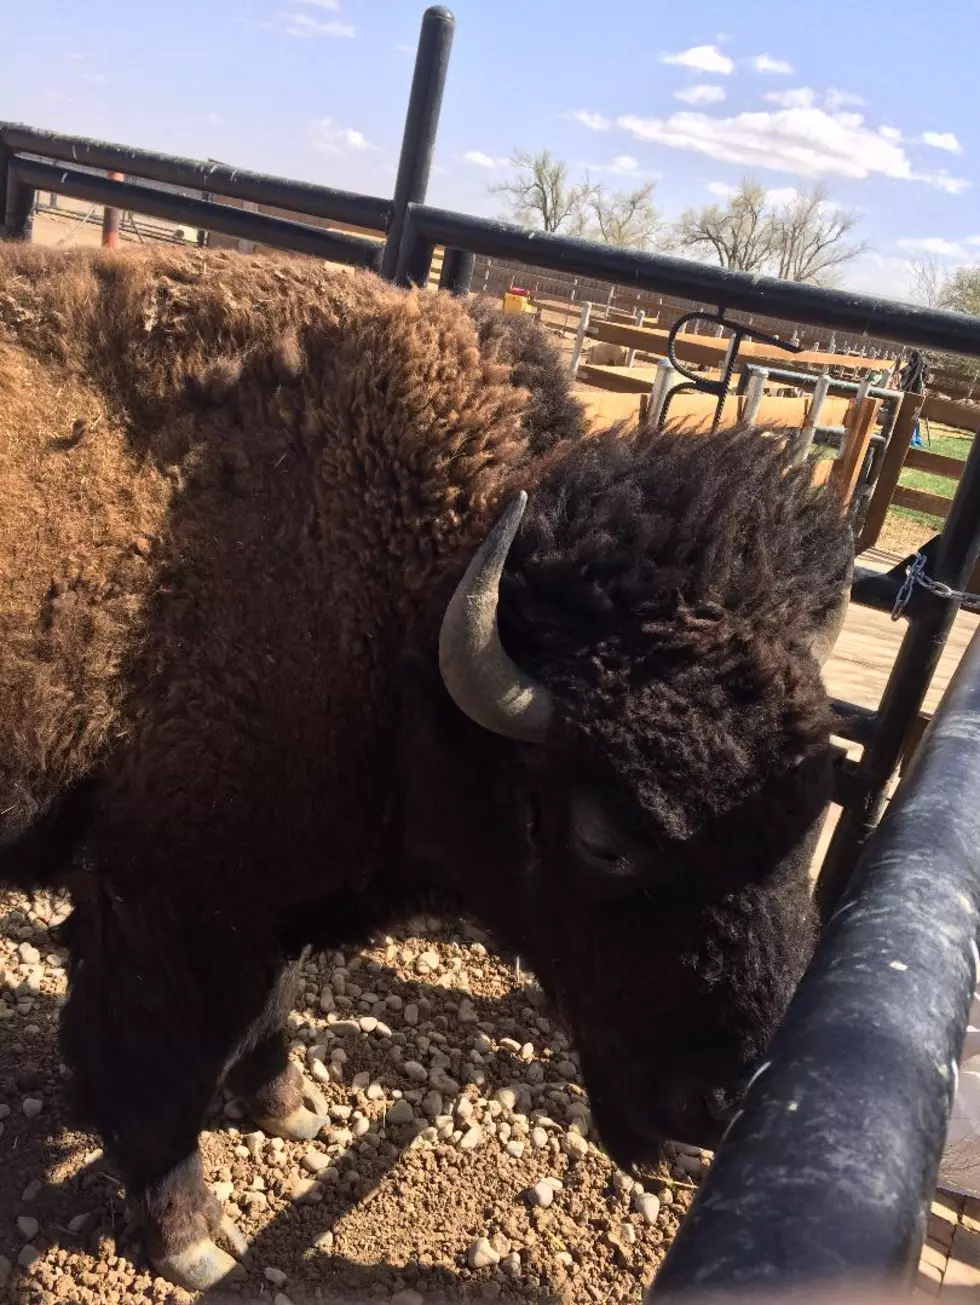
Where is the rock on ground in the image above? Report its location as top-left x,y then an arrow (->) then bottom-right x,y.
0,888 -> 701,1303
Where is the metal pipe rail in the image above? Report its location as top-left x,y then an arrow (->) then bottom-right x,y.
649,624 -> 980,1300
396,204 -> 980,357
6,158 -> 385,269
0,124 -> 393,231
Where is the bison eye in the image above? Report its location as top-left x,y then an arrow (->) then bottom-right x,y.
569,796 -> 636,879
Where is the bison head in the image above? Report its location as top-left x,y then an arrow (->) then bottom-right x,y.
396,428 -> 852,1165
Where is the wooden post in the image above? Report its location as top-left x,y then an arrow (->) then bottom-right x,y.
102,171 -> 124,248
569,300 -> 592,375
857,389 -> 924,551
830,395 -> 881,506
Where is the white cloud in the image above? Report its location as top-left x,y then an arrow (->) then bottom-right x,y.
615,105 -> 970,192
966,235 -> 980,247
309,119 -> 371,153
826,88 -> 866,111
921,131 -> 962,154
764,88 -> 816,110
609,155 -> 639,174
674,84 -> 726,105
206,112 -> 223,126
296,0 -> 340,6
931,173 -> 971,195
394,42 -> 414,52
570,109 -> 611,131
463,150 -> 509,169
896,236 -> 966,257
879,126 -> 903,143
751,54 -> 794,74
707,181 -> 737,198
661,45 -> 734,75
82,71 -> 107,86
284,13 -> 354,37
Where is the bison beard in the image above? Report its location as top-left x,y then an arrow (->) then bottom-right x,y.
0,244 -> 853,1290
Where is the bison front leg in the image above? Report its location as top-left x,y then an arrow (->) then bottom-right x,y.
59,890 -> 280,1292
225,960 -> 330,1141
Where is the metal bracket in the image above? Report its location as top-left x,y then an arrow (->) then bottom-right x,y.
660,310 -> 804,433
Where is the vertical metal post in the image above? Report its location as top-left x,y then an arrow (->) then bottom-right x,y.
438,247 -> 475,296
795,372 -> 831,463
381,6 -> 455,280
648,358 -> 678,428
741,366 -> 768,425
569,301 -> 593,374
0,135 -> 11,236
393,204 -> 435,288
816,428 -> 980,918
626,309 -> 645,368
4,166 -> 35,241
102,171 -> 124,248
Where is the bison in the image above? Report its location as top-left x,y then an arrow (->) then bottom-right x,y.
0,245 -> 852,1290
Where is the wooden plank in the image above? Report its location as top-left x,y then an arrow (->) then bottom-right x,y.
810,457 -> 835,488
576,363 -> 655,394
905,448 -> 969,480
574,387 -> 645,430
892,485 -> 953,519
589,320 -> 895,372
921,394 -> 980,432
752,396 -> 810,428
829,397 -> 880,505
858,390 -> 924,551
663,393 -> 740,431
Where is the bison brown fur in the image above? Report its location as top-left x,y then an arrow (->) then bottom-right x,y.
0,245 -> 852,1288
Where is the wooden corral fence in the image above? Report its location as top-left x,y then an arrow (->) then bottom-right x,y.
860,392 -> 980,591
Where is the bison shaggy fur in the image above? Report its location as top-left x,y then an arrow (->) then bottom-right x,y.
0,244 -> 852,1288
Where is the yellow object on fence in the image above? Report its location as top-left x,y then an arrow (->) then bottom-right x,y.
503,289 -> 533,315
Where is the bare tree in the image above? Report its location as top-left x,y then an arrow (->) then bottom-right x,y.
578,179 -> 660,250
670,181 -> 770,272
908,256 -> 947,308
670,179 -> 866,284
765,185 -> 867,285
489,149 -> 588,233
940,264 -> 980,316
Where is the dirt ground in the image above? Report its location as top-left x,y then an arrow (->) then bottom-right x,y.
0,894 -> 702,1305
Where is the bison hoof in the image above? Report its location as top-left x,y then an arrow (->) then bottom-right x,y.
253,1103 -> 328,1141
151,1237 -> 247,1292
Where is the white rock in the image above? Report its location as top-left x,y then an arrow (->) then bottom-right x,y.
530,1127 -> 549,1149
352,1071 -> 371,1090
404,1003 -> 419,1027
493,1087 -> 520,1112
386,1099 -> 415,1126
264,1266 -> 288,1287
459,1125 -> 483,1150
18,943 -> 40,965
22,1098 -> 43,1119
562,1131 -> 589,1159
501,1252 -> 522,1278
365,1083 -> 385,1101
467,1237 -> 500,1270
530,1181 -> 554,1208
359,1016 -> 378,1034
634,1192 -> 661,1225
505,1140 -> 525,1159
213,1181 -> 235,1203
302,1149 -> 331,1175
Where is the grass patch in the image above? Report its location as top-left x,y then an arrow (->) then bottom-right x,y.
892,423 -> 973,530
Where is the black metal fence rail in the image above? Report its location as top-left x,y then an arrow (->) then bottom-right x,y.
648,624 -> 980,1299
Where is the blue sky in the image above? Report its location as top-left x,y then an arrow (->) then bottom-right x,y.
3,0 -> 979,298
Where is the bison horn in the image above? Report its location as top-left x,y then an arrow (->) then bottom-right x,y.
438,491 -> 554,743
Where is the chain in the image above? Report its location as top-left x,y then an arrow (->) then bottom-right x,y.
891,552 -> 980,620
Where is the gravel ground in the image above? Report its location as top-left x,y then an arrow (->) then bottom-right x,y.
0,889 -> 707,1304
